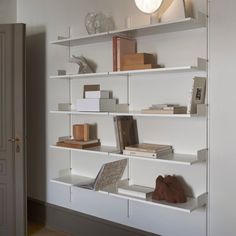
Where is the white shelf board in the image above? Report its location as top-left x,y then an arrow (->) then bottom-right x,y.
49,110 -> 206,118
51,174 -> 93,186
109,66 -> 204,76
50,110 -> 109,116
50,15 -> 206,47
50,145 -> 119,155
107,191 -> 207,213
51,174 -> 207,213
110,152 -> 205,166
110,111 -> 193,118
49,72 -> 109,79
50,65 -> 206,80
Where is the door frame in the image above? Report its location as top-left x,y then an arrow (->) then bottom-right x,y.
12,23 -> 27,236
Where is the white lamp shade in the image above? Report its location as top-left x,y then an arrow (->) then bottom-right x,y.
135,0 -> 163,14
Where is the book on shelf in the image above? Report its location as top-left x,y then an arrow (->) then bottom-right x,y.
112,36 -> 137,71
113,116 -> 139,152
56,139 -> 100,149
125,143 -> 172,153
150,104 -> 180,109
141,106 -> 187,114
123,148 -> 173,159
117,184 -> 154,199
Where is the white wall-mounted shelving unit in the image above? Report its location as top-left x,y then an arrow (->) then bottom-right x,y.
49,9 -> 208,236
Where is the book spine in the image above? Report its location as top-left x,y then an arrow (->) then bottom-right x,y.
113,117 -> 121,153
112,36 -> 117,71
123,149 -> 157,158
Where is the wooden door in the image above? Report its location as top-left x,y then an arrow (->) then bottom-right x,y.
0,24 -> 26,236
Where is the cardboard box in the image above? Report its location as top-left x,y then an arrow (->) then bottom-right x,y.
76,99 -> 116,112
85,90 -> 110,99
58,103 -> 72,111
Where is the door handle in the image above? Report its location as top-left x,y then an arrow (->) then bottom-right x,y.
8,138 -> 20,142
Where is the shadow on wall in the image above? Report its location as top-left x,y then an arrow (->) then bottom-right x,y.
26,27 -> 46,221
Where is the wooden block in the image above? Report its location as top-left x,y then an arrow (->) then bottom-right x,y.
122,53 -> 155,66
73,124 -> 85,141
121,64 -> 161,71
83,124 -> 90,141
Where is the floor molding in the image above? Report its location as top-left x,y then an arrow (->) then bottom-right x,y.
28,198 -> 158,236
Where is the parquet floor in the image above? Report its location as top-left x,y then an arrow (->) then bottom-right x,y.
28,222 -> 71,236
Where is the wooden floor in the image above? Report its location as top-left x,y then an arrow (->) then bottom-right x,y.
28,222 -> 71,236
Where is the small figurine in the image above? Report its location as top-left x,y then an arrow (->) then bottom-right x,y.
70,55 -> 94,74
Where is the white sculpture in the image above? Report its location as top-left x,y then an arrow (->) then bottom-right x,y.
70,55 -> 94,74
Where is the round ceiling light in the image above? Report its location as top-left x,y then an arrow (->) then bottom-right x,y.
135,0 -> 163,14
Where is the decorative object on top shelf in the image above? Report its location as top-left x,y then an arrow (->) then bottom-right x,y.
152,175 -> 187,203
69,55 -> 95,74
135,0 -> 164,14
134,0 -> 187,23
85,12 -> 115,35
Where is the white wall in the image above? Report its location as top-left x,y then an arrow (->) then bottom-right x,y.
18,1 -> 236,236
0,0 -> 16,23
209,1 -> 236,236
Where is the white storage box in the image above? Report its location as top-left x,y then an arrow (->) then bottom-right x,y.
76,99 -> 116,112
85,90 -> 110,99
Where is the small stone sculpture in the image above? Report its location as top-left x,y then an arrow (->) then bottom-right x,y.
70,55 -> 94,74
152,175 -> 187,203
85,12 -> 114,35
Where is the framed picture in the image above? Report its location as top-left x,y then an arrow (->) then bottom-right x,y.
188,77 -> 206,114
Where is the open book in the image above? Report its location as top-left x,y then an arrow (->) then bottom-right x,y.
74,159 -> 127,191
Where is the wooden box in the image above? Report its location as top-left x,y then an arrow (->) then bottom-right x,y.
122,53 -> 156,66
121,64 -> 161,71
73,124 -> 90,141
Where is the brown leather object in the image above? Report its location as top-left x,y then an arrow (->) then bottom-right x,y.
152,175 -> 187,203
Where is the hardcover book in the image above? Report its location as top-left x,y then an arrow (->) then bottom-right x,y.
125,143 -> 172,153
118,184 -> 154,199
123,148 -> 173,158
56,139 -> 100,149
113,116 -> 139,152
112,36 -> 137,71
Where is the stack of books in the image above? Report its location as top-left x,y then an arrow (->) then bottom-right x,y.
141,104 -> 187,114
123,143 -> 173,159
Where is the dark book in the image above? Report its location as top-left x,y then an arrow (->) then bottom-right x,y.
113,116 -> 138,152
